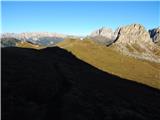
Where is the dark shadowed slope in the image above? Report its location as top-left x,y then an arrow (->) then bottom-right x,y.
2,47 -> 160,120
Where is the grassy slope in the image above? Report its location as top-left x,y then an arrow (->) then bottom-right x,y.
16,42 -> 45,49
57,38 -> 160,89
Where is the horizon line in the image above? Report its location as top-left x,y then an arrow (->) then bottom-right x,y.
1,23 -> 160,36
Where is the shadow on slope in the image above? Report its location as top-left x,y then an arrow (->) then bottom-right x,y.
2,47 -> 160,120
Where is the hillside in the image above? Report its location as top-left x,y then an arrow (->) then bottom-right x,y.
57,39 -> 160,89
2,47 -> 160,120
16,41 -> 45,49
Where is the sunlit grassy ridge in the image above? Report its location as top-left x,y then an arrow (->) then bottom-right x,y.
16,42 -> 45,49
57,38 -> 160,89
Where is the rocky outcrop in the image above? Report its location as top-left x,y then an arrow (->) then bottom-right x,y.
114,24 -> 152,44
112,24 -> 160,63
91,27 -> 115,39
90,27 -> 116,45
149,28 -> 160,46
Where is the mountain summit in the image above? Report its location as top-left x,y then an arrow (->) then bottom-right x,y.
114,24 -> 152,44
112,24 -> 160,63
90,27 -> 116,45
91,27 -> 115,39
88,24 -> 160,63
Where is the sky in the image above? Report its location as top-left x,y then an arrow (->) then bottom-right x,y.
1,1 -> 160,36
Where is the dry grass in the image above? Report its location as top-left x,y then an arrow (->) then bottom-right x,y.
16,42 -> 45,49
57,38 -> 160,89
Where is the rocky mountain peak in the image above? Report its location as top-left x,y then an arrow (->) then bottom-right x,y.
91,27 -> 115,39
112,24 -> 160,63
90,27 -> 116,45
114,24 -> 152,44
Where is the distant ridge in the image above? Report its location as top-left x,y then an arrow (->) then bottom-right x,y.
1,23 -> 160,63
1,23 -> 159,47
1,32 -> 66,46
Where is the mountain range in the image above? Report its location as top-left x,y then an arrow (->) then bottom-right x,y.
1,32 -> 66,46
1,23 -> 160,88
3,23 -> 159,63
90,24 -> 160,46
2,24 -> 160,120
1,24 -> 160,47
58,24 -> 160,89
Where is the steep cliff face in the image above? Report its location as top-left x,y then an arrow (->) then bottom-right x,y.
114,24 -> 152,44
91,27 -> 115,39
149,27 -> 160,46
112,24 -> 160,63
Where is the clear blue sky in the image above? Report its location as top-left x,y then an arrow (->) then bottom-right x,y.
1,1 -> 160,35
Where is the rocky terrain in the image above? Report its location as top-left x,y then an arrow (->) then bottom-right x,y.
112,24 -> 160,63
89,24 -> 160,63
149,27 -> 160,46
90,27 -> 116,45
2,47 -> 160,120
